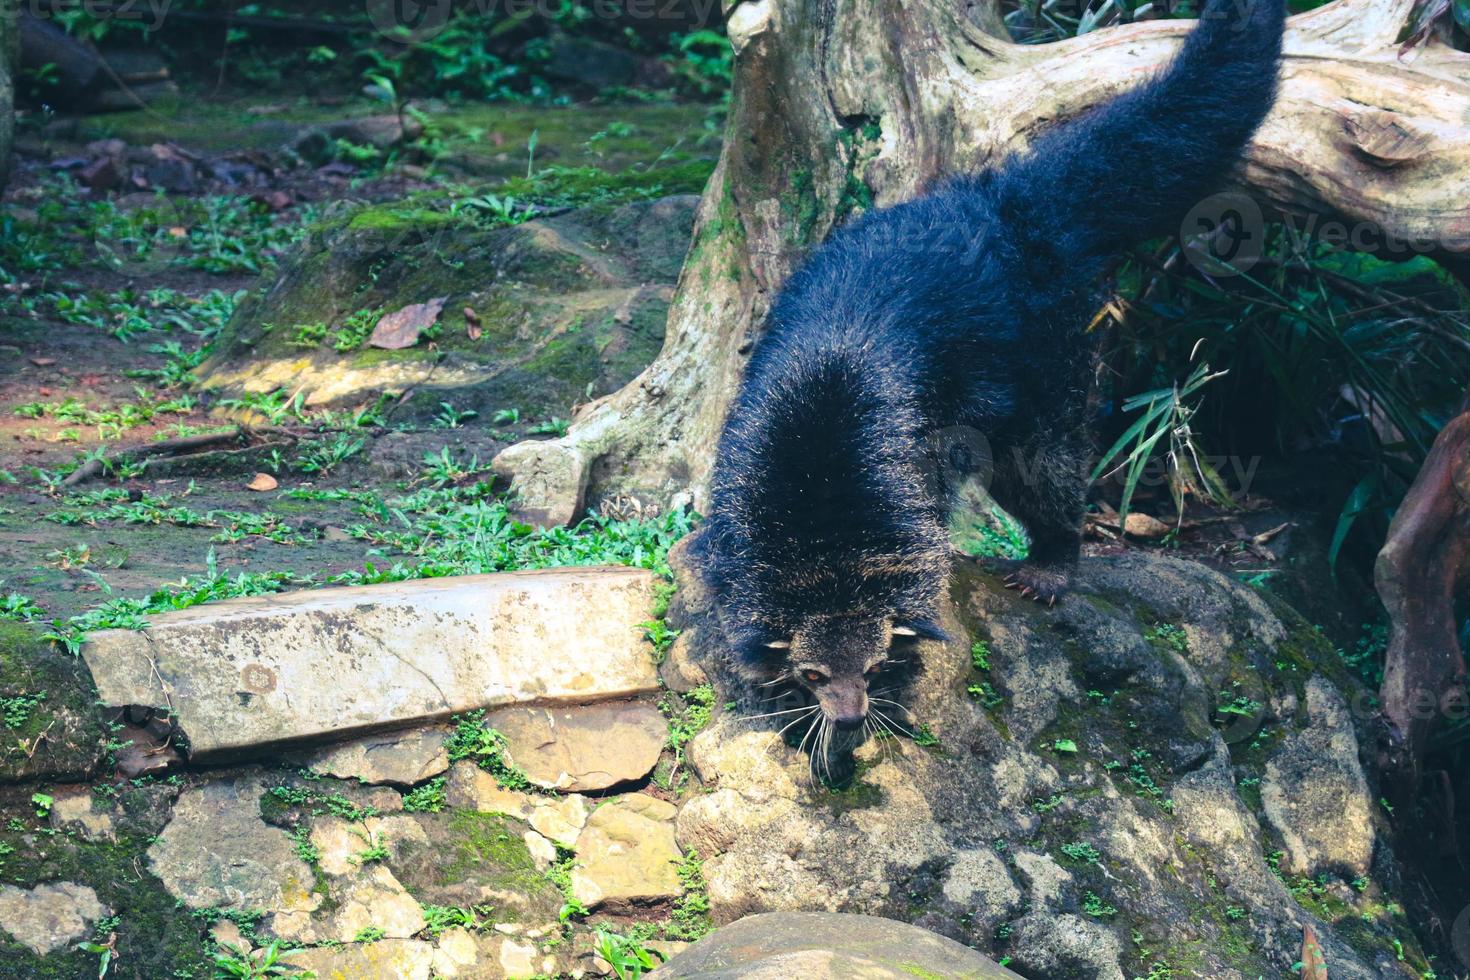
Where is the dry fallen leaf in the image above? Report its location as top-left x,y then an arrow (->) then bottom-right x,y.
1122,512 -> 1172,540
369,297 -> 447,350
1301,924 -> 1328,980
464,306 -> 482,341
247,473 -> 278,492
28,357 -> 56,367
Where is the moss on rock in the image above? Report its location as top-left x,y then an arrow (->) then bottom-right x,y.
0,623 -> 106,784
197,193 -> 698,425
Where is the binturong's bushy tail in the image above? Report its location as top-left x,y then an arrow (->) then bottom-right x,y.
994,0 -> 1286,260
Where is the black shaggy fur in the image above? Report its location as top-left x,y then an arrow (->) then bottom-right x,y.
697,0 -> 1285,726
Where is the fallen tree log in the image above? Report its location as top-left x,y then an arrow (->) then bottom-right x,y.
492,0 -> 1470,524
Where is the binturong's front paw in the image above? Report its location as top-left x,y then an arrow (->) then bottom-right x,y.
990,559 -> 1072,606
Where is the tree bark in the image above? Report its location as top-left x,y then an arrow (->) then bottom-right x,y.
0,0 -> 15,191
1375,400 -> 1470,806
492,0 -> 1470,524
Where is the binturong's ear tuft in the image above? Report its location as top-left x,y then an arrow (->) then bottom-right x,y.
893,617 -> 949,643
727,627 -> 793,674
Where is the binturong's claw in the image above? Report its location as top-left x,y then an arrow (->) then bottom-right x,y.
988,559 -> 1073,607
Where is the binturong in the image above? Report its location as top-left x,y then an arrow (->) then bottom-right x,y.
695,0 -> 1286,734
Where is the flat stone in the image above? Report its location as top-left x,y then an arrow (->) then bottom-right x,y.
81,568 -> 661,758
486,701 -> 666,792
0,881 -> 110,956
429,929 -> 563,978
48,788 -> 114,841
289,939 -> 435,980
303,726 -> 450,787
656,912 -> 1021,979
527,794 -> 589,848
147,776 -> 321,915
569,793 -> 682,910
325,865 -> 427,942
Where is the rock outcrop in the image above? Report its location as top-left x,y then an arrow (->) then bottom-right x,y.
196,195 -> 698,426
668,543 -> 1420,979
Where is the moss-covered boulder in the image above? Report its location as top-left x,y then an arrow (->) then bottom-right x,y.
196,194 -> 698,425
0,622 -> 105,784
392,808 -> 564,928
0,779 -> 210,980
671,548 -> 1424,979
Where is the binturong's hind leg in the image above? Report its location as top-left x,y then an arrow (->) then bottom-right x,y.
986,431 -> 1091,604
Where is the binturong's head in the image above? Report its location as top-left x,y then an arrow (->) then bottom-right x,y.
759,614 -> 943,730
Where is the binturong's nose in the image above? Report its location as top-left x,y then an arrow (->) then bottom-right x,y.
833,713 -> 866,732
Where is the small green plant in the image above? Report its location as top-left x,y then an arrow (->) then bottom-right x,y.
433,402 -> 478,428
667,849 -> 713,940
2,692 -> 44,729
1146,623 -> 1189,654
353,926 -> 385,943
659,685 -> 715,788
640,618 -> 680,664
528,416 -> 571,437
970,640 -> 992,671
32,792 -> 54,818
402,777 -> 447,813
211,939 -> 314,978
1061,841 -> 1103,866
289,827 -> 319,865
967,680 -> 1004,709
75,932 -> 117,978
353,832 -> 390,865
289,321 -> 329,348
331,308 -> 383,352
295,434 -> 365,476
421,447 -> 481,486
265,785 -> 378,823
1091,360 -> 1231,527
1031,792 -> 1065,814
492,407 -> 521,425
445,712 -> 535,791
1082,891 -> 1117,918
911,723 -> 940,747
595,929 -> 660,980
422,904 -> 491,935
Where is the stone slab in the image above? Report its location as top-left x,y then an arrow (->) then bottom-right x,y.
81,567 -> 660,758
485,700 -> 666,791
569,793 -> 682,910
656,912 -> 1022,979
0,881 -> 110,956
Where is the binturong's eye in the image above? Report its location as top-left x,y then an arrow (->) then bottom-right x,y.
802,670 -> 825,684
864,662 -> 884,677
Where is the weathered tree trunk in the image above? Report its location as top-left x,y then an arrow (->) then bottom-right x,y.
0,0 -> 15,190
1375,399 -> 1470,806
492,0 -> 1470,524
